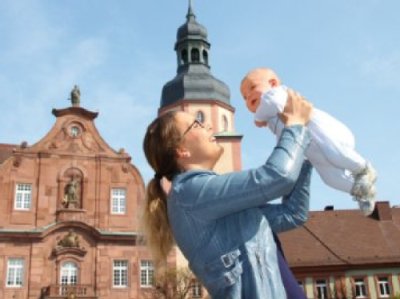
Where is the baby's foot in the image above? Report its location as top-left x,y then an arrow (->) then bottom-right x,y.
354,196 -> 376,216
351,163 -> 377,198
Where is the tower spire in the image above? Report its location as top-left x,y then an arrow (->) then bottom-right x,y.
187,0 -> 195,20
160,1 -> 231,108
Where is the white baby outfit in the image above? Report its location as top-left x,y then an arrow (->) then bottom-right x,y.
255,86 -> 376,214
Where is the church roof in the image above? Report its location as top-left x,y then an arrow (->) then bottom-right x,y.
160,1 -> 230,109
176,3 -> 208,42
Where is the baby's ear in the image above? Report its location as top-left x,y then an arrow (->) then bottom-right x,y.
269,78 -> 278,87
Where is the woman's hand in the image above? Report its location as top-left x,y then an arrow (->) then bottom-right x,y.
280,89 -> 313,126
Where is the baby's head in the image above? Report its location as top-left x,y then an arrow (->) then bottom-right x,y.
240,68 -> 281,113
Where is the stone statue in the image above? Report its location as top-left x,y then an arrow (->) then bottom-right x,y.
57,230 -> 80,248
70,85 -> 80,106
62,178 -> 80,208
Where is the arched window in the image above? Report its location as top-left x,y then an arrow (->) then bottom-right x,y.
202,50 -> 208,65
196,111 -> 205,123
59,261 -> 78,295
181,49 -> 188,64
60,261 -> 77,286
191,48 -> 200,62
222,115 -> 229,131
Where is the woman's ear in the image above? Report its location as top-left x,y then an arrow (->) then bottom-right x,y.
176,146 -> 190,159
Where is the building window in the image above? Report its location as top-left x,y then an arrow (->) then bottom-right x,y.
192,280 -> 202,298
60,261 -> 78,286
354,277 -> 367,298
6,258 -> 24,287
181,49 -> 188,64
202,50 -> 208,64
140,260 -> 154,287
14,183 -> 32,210
111,188 -> 126,214
59,262 -> 78,296
222,115 -> 229,131
196,111 -> 205,123
113,260 -> 128,288
377,276 -> 391,298
316,279 -> 328,299
191,48 -> 200,62
70,126 -> 81,137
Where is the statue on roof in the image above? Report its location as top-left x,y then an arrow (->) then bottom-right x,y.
70,85 -> 81,106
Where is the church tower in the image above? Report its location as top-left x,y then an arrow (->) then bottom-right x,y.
159,0 -> 242,173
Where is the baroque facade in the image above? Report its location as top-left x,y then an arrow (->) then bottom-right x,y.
0,89 -> 153,299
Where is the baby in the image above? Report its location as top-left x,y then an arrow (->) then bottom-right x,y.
240,67 -> 377,215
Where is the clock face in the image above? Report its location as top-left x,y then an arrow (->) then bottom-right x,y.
70,125 -> 81,137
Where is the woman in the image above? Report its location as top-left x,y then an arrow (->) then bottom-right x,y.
143,90 -> 313,298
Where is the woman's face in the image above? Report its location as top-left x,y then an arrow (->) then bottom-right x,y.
174,112 -> 223,170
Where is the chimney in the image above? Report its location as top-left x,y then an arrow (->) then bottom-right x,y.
373,201 -> 392,221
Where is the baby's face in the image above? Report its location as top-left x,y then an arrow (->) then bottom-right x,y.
241,74 -> 273,113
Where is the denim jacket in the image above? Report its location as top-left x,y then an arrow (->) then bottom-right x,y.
167,125 -> 312,299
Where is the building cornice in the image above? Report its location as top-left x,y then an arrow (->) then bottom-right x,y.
0,222 -> 141,244
52,107 -> 98,120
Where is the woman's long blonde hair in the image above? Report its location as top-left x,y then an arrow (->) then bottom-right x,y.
142,111 -> 182,264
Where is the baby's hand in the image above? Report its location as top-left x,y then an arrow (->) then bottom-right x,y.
255,120 -> 268,127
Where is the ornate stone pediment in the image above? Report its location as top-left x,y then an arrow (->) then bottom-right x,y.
24,103 -> 129,159
53,230 -> 87,257
43,124 -> 104,154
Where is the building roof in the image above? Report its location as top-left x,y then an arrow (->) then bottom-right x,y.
0,143 -> 17,164
280,201 -> 400,269
160,1 -> 230,109
176,2 -> 208,42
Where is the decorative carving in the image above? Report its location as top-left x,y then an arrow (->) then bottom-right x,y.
82,132 -> 101,151
49,141 -> 58,149
52,229 -> 87,258
13,156 -> 22,168
62,177 -> 80,209
43,121 -> 111,154
57,230 -> 80,248
68,293 -> 77,299
45,129 -> 66,150
121,164 -> 129,173
67,142 -> 81,153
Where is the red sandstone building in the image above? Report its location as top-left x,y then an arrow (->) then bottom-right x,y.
0,92 -> 153,298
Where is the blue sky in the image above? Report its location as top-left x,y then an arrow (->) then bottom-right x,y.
1,0 -> 399,211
